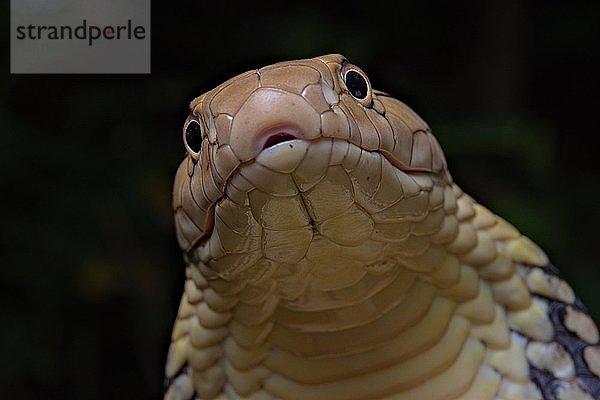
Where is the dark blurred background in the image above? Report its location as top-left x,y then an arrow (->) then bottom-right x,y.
2,1 -> 599,398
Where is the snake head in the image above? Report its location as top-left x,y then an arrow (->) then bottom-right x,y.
173,54 -> 451,285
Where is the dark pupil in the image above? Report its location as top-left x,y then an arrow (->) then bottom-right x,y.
345,70 -> 368,99
185,121 -> 202,153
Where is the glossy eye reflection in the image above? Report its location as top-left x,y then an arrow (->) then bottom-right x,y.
340,62 -> 373,107
184,117 -> 202,155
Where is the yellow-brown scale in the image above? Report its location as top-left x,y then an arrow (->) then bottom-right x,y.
165,55 -> 600,400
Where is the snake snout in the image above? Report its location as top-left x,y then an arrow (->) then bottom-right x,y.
228,88 -> 322,161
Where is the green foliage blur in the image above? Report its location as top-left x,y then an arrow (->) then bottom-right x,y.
1,1 -> 599,398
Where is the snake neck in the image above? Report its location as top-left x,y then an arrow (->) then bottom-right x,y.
189,259 -> 473,399
185,241 -> 489,400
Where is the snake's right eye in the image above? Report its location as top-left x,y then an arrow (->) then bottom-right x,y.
340,61 -> 373,107
183,115 -> 202,156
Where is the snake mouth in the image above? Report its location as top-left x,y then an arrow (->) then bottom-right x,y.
257,126 -> 302,153
262,131 -> 299,150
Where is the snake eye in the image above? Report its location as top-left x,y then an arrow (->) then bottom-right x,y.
183,115 -> 202,156
340,62 -> 372,107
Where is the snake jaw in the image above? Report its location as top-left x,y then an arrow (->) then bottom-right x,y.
183,136 -> 445,289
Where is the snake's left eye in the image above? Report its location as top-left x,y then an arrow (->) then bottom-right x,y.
183,115 -> 202,157
340,62 -> 372,107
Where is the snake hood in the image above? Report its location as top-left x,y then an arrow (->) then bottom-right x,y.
166,55 -> 600,400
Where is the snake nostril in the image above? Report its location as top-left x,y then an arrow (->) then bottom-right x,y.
262,132 -> 298,150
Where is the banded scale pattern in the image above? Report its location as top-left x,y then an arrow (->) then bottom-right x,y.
164,54 -> 600,399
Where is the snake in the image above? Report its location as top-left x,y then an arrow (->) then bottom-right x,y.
164,54 -> 600,399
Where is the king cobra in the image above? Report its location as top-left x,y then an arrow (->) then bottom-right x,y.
164,54 -> 600,399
